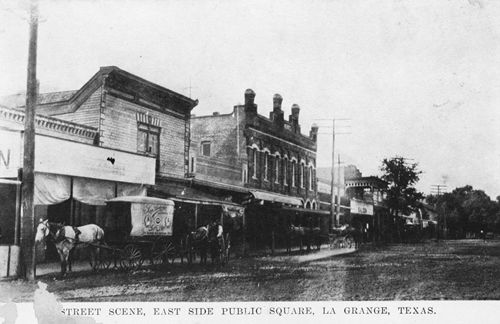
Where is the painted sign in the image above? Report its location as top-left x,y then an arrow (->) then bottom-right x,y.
34,134 -> 156,185
0,130 -> 156,184
350,199 -> 374,216
130,203 -> 174,236
0,130 -> 21,178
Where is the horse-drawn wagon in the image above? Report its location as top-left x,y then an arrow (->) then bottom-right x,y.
94,196 -> 178,271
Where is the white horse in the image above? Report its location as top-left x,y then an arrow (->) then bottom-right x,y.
35,219 -> 105,276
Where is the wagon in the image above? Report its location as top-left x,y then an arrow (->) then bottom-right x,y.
94,196 -> 178,271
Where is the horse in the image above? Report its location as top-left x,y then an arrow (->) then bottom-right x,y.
331,224 -> 362,249
186,226 -> 209,265
207,222 -> 225,265
286,224 -> 322,253
34,219 -> 105,276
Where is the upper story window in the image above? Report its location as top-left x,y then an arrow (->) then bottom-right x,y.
300,163 -> 305,188
201,141 -> 211,157
275,157 -> 280,184
264,152 -> 269,181
309,166 -> 313,191
137,123 -> 160,157
283,158 -> 288,186
252,148 -> 258,179
291,161 -> 296,187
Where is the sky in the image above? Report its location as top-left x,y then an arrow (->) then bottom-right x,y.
1,0 -> 499,198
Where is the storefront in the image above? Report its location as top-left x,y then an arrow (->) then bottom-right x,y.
0,128 -> 156,265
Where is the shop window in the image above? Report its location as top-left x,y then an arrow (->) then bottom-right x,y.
201,141 -> 211,157
137,123 -> 160,157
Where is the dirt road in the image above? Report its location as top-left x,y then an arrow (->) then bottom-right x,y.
1,240 -> 499,301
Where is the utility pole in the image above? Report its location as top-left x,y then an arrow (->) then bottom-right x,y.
21,0 -> 39,280
330,119 -> 335,227
431,184 -> 447,241
314,118 -> 351,228
336,154 -> 342,225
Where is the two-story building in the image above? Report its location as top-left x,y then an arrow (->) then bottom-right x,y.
189,89 -> 321,251
0,66 -> 197,269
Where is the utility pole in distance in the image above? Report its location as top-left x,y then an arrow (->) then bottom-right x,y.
315,118 -> 350,228
431,184 -> 448,241
21,0 -> 39,280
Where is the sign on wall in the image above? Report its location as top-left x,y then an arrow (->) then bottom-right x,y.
34,134 -> 156,185
0,129 -> 155,184
350,199 -> 374,216
0,129 -> 21,178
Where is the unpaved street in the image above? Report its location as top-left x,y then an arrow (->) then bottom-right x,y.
2,240 -> 499,301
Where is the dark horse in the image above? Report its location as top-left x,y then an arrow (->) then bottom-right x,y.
35,219 -> 105,276
287,224 -> 322,253
187,223 -> 225,265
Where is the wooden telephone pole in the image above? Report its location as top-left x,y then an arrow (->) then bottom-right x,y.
21,0 -> 39,280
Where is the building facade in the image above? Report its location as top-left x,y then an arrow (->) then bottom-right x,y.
190,89 -> 321,252
0,66 -> 197,269
191,89 -> 319,208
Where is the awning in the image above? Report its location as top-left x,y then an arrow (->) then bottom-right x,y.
249,190 -> 303,207
170,196 -> 242,208
281,206 -> 331,217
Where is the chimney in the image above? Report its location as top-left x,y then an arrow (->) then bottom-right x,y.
270,93 -> 284,127
212,112 -> 220,116
273,94 -> 283,113
309,123 -> 319,142
244,89 -> 257,114
289,103 -> 300,133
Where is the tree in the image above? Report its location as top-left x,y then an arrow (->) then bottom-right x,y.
380,157 -> 424,218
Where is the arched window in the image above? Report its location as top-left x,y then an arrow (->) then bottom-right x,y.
252,148 -> 258,179
275,156 -> 280,184
264,152 -> 269,181
309,166 -> 313,191
283,158 -> 288,186
300,163 -> 305,188
305,201 -> 311,209
291,161 -> 296,187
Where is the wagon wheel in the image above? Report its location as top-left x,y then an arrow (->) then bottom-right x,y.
91,245 -> 112,271
97,248 -> 112,270
151,240 -> 176,265
120,244 -> 143,271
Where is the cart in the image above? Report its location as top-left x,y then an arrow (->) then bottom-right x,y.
95,196 -> 177,271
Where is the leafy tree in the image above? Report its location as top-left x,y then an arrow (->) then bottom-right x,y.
427,185 -> 500,238
380,157 -> 424,217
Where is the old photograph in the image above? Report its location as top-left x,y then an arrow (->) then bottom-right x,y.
0,0 -> 499,322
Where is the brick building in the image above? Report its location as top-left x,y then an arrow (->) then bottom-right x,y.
190,89 -> 322,251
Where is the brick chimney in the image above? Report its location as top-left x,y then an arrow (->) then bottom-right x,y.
309,123 -> 319,142
270,93 -> 284,127
289,103 -> 300,133
244,89 -> 257,114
